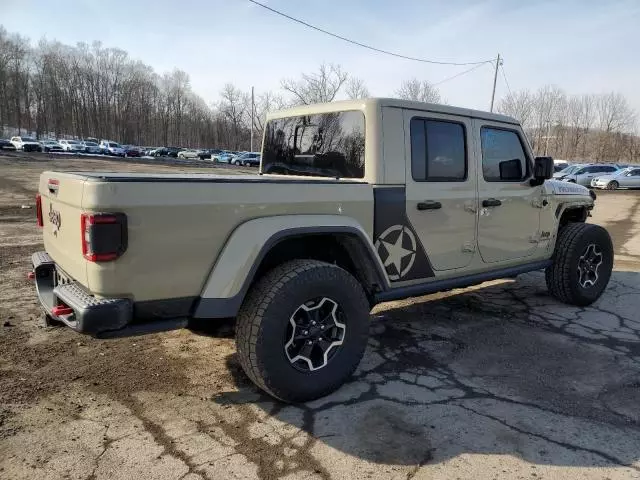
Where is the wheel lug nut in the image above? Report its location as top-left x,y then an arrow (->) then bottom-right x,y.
311,321 -> 316,325
303,330 -> 308,335
307,340 -> 313,345
320,325 -> 325,329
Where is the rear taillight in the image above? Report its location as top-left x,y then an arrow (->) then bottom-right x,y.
80,213 -> 128,262
36,194 -> 43,227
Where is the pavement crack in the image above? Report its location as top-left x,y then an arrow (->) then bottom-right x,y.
455,403 -> 640,471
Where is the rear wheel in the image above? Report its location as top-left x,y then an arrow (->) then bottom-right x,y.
234,160 -> 241,166
236,260 -> 370,403
545,223 -> 613,306
606,181 -> 619,190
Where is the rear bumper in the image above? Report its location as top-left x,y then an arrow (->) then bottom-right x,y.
31,251 -> 132,335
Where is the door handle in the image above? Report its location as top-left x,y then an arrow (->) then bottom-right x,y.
417,200 -> 442,211
482,198 -> 502,207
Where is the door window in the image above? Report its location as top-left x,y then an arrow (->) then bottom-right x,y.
480,128 -> 529,182
630,169 -> 640,176
410,118 -> 466,182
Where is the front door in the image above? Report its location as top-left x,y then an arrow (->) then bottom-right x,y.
403,110 -> 478,272
474,120 -> 542,263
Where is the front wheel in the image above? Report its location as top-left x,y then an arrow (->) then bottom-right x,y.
234,160 -> 241,166
236,260 -> 370,403
606,181 -> 619,190
545,223 -> 613,306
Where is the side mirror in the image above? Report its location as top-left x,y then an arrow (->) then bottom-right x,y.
499,158 -> 523,181
531,156 -> 554,185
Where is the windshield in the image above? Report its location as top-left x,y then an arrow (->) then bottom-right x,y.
109,143 -> 121,148
22,137 -> 36,142
262,110 -> 365,178
68,140 -> 80,144
84,142 -> 98,146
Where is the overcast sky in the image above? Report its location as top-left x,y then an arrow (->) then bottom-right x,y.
4,0 -> 640,112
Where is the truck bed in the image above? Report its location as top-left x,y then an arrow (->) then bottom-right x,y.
38,170 -> 373,308
68,172 -> 366,183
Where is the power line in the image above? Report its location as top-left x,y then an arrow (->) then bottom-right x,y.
500,64 -> 513,98
432,61 -> 493,86
247,0 -> 493,66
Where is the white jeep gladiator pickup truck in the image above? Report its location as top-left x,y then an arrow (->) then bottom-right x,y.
31,98 -> 612,402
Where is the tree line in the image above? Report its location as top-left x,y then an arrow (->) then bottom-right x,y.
1,25 -> 637,161
497,86 -> 638,162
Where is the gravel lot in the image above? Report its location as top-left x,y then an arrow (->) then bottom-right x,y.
1,152 -> 639,480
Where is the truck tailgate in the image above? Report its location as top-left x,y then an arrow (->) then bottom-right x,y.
39,172 -> 88,287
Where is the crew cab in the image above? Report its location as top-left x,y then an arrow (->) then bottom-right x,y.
30,98 -> 612,402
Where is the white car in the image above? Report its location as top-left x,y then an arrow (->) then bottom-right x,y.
99,140 -> 125,157
554,164 -> 618,186
81,141 -> 101,154
10,136 -> 41,152
591,167 -> 640,190
177,149 -> 200,159
58,139 -> 85,153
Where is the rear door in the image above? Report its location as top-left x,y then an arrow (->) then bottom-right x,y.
474,120 -> 542,263
403,110 -> 478,272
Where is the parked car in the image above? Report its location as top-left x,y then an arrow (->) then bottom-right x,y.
58,139 -> 85,153
553,160 -> 569,172
99,140 -> 125,157
0,138 -> 16,150
197,149 -> 221,160
153,147 -> 183,158
212,150 -> 235,163
122,145 -> 142,157
10,136 -> 41,152
177,149 -> 201,159
81,141 -> 101,154
554,164 -> 619,186
591,167 -> 640,190
40,140 -> 64,153
233,152 -> 261,167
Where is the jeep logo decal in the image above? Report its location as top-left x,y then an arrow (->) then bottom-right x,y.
48,203 -> 61,235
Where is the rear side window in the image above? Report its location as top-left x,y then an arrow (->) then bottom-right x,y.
410,118 -> 466,181
262,111 -> 365,178
481,127 -> 529,182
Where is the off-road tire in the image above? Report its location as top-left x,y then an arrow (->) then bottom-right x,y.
236,259 -> 370,403
545,223 -> 613,306
607,181 -> 619,190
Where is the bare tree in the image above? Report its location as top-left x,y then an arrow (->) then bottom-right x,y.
345,77 -> 369,100
245,90 -> 285,145
218,83 -> 248,149
497,90 -> 535,129
396,78 -> 442,104
281,64 -> 348,105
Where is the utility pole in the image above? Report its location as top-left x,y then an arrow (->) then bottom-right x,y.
250,86 -> 255,152
490,53 -> 501,113
544,120 -> 552,156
